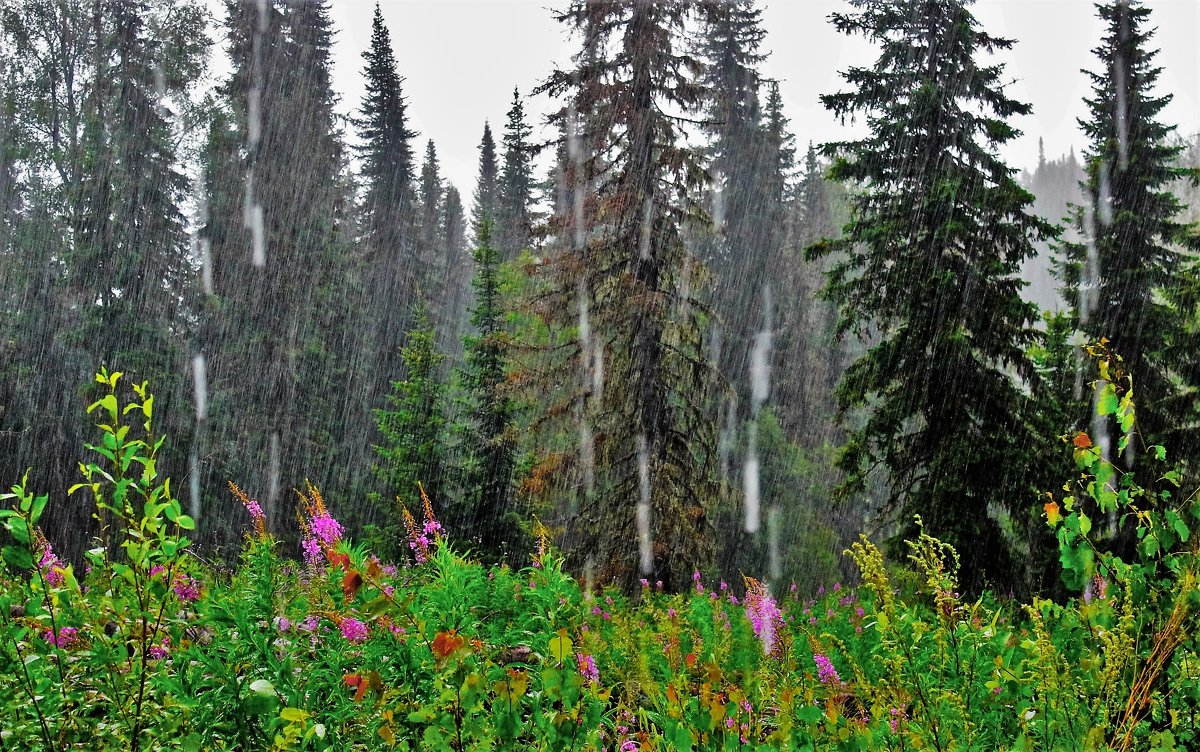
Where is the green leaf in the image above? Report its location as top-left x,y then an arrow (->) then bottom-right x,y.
176,515 -> 196,531
2,545 -> 33,571
30,494 -> 48,525
548,628 -> 572,664
1097,384 -> 1119,415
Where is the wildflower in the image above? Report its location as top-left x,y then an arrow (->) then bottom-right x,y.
656,580 -> 663,591
299,615 -> 320,633
640,578 -> 649,589
577,652 -> 600,684
339,618 -> 369,643
173,575 -> 202,603
301,537 -> 322,567
744,577 -> 785,655
693,570 -> 703,594
667,608 -> 676,619
34,532 -> 66,588
149,636 -> 170,659
725,717 -> 736,729
311,514 -> 344,546
42,626 -> 79,649
149,565 -> 166,579
813,653 -> 841,684
275,616 -> 291,632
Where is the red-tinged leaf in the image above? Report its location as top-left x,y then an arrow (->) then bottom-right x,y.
1073,432 -> 1092,449
432,630 -> 465,659
343,571 -> 363,601
327,552 -> 351,571
343,673 -> 362,690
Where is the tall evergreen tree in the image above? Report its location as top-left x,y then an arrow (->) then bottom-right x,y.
200,0 -> 354,541
536,0 -> 721,592
355,1 -> 419,395
416,138 -> 444,302
373,307 -> 448,546
696,0 -> 775,406
808,0 -> 1054,592
471,121 -> 499,235
457,219 -> 520,561
1058,0 -> 1200,469
438,184 -> 471,358
496,87 -> 535,259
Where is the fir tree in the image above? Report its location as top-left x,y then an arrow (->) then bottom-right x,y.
537,0 -> 722,592
437,184 -> 470,358
808,0 -> 1054,593
200,0 -> 355,538
373,307 -> 448,541
470,121 -> 499,235
457,218 -> 520,561
417,138 -> 444,302
1058,0 -> 1200,469
355,1 -> 419,389
496,87 -> 535,259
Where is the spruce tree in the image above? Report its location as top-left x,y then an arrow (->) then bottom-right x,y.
471,121 -> 499,234
438,184 -> 471,358
537,0 -> 721,592
496,87 -> 535,259
1058,0 -> 1200,469
417,139 -> 444,302
696,0 -> 776,405
458,218 -> 520,561
373,307 -> 448,540
355,1 -> 419,394
200,0 -> 354,538
808,0 -> 1054,592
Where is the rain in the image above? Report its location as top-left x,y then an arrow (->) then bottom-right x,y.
0,0 -> 1198,605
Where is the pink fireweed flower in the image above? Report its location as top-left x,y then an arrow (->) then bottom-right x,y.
814,653 -> 841,684
339,617 -> 369,643
275,616 -> 291,632
693,570 -> 703,594
311,514 -> 343,546
34,533 -> 66,588
577,653 -> 599,684
148,565 -> 166,579
301,537 -> 322,567
173,575 -> 202,603
149,637 -> 170,660
744,577 -> 785,655
42,626 -> 79,649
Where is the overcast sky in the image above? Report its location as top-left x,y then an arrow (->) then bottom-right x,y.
290,0 -> 1200,196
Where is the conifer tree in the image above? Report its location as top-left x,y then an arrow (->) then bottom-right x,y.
200,0 -> 354,536
696,0 -> 776,404
496,87 -> 535,258
1058,0 -> 1200,468
373,307 -> 448,538
537,0 -> 721,592
457,218 -> 520,560
471,121 -> 499,234
808,0 -> 1054,592
417,139 -> 444,301
438,184 -> 471,357
356,1 -> 419,389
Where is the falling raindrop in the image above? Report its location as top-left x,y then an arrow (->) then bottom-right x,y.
637,435 -> 653,576
188,449 -> 201,522
268,431 -> 281,516
639,197 -> 654,260
1097,161 -> 1113,226
743,421 -> 760,534
750,285 -> 773,413
250,204 -> 266,267
199,238 -> 213,295
767,505 -> 782,581
192,353 -> 208,421
711,169 -> 725,231
718,397 -> 736,481
579,416 -> 594,501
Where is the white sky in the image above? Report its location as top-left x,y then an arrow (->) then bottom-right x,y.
291,0 -> 1200,196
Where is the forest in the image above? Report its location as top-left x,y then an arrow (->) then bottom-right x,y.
1,0 -> 1199,749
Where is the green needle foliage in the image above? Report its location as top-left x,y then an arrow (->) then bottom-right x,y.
1056,0 -> 1200,474
808,0 -> 1056,594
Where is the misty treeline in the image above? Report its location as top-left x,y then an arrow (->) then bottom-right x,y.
1,0 -> 1198,597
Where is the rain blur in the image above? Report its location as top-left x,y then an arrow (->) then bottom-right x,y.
1,0 -> 1198,600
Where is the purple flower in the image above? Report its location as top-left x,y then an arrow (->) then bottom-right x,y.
813,653 -> 841,685
42,626 -> 79,649
37,544 -> 66,587
302,537 -> 322,567
173,575 -> 202,603
274,616 -> 291,633
311,514 -> 343,546
667,608 -> 676,618
148,565 -> 166,579
577,652 -> 600,684
243,497 -> 264,522
339,617 -> 369,643
149,638 -> 170,660
745,585 -> 784,655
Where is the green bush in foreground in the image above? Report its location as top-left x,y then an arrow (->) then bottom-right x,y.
1,355 -> 1198,751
